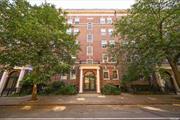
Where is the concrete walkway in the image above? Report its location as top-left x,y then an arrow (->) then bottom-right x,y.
0,93 -> 180,106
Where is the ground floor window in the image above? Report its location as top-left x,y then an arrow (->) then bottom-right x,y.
103,70 -> 109,80
112,70 -> 118,80
61,73 -> 67,80
70,69 -> 76,80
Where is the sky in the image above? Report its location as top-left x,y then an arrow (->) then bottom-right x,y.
27,0 -> 135,9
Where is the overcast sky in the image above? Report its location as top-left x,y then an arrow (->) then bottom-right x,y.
27,0 -> 135,9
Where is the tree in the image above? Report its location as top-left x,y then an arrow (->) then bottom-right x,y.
0,0 -> 78,100
113,0 -> 180,91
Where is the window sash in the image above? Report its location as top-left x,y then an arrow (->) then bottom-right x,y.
67,19 -> 73,24
74,18 -> 80,24
112,70 -> 118,79
87,46 -> 93,56
103,70 -> 109,79
100,18 -> 106,24
87,34 -> 93,42
107,18 -> 112,24
87,23 -> 93,30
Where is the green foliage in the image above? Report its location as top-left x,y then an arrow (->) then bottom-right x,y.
43,81 -> 77,95
113,0 -> 180,85
56,84 -> 77,95
101,84 -> 121,95
0,0 -> 79,98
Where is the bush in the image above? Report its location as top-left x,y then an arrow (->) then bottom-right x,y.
101,84 -> 121,95
56,85 -> 77,95
42,81 -> 77,95
43,81 -> 65,95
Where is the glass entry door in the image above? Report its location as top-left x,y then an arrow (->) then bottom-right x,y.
84,76 -> 96,91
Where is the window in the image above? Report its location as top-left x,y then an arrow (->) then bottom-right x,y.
66,28 -> 72,34
103,70 -> 109,79
87,34 -> 93,42
87,46 -> 93,56
108,29 -> 113,35
107,17 -> 112,24
74,28 -> 79,35
87,59 -> 93,64
100,18 -> 106,24
87,23 -> 93,30
70,69 -> 76,80
102,54 -> 108,63
101,29 -> 106,36
101,40 -> 107,48
74,17 -> 80,24
109,40 -> 115,48
61,73 -> 67,80
67,18 -> 73,24
112,70 -> 118,79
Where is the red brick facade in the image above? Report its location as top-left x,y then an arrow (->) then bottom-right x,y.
58,9 -> 127,93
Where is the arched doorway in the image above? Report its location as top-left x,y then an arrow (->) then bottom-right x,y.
1,71 -> 19,96
83,71 -> 96,91
160,71 -> 175,93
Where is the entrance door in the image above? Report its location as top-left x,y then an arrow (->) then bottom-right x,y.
1,71 -> 19,96
84,72 -> 96,91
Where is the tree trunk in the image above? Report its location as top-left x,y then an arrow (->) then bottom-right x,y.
31,84 -> 38,100
167,56 -> 180,92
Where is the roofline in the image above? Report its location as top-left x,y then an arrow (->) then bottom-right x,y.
64,9 -> 128,14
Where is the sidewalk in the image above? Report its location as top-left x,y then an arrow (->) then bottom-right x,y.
0,93 -> 180,106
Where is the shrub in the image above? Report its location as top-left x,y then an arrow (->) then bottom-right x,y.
56,85 -> 77,95
42,81 -> 77,95
43,81 -> 65,95
101,84 -> 121,95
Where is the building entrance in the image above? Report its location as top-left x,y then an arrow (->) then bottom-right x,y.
84,72 -> 96,91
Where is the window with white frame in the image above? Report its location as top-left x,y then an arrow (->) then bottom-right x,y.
87,34 -> 93,42
101,28 -> 106,36
112,70 -> 118,79
107,17 -> 113,24
74,28 -> 79,35
87,23 -> 93,30
66,28 -> 72,34
100,17 -> 106,24
67,18 -> 73,24
74,17 -> 80,24
101,40 -> 107,48
61,73 -> 67,80
87,59 -> 93,64
102,54 -> 108,63
103,69 -> 109,79
109,40 -> 115,48
70,69 -> 76,80
87,46 -> 93,56
108,29 -> 113,35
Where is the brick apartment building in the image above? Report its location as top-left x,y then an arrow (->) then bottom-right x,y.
61,9 -> 127,93
0,9 -> 127,95
1,9 -> 177,95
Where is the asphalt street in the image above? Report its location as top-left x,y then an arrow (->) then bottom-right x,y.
0,104 -> 180,119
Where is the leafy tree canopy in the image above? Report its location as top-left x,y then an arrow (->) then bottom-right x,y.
0,0 -> 79,99
113,0 -> 180,85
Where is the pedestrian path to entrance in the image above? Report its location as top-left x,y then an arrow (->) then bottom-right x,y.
0,93 -> 180,106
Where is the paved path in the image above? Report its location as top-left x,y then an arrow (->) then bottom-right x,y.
0,93 -> 180,106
